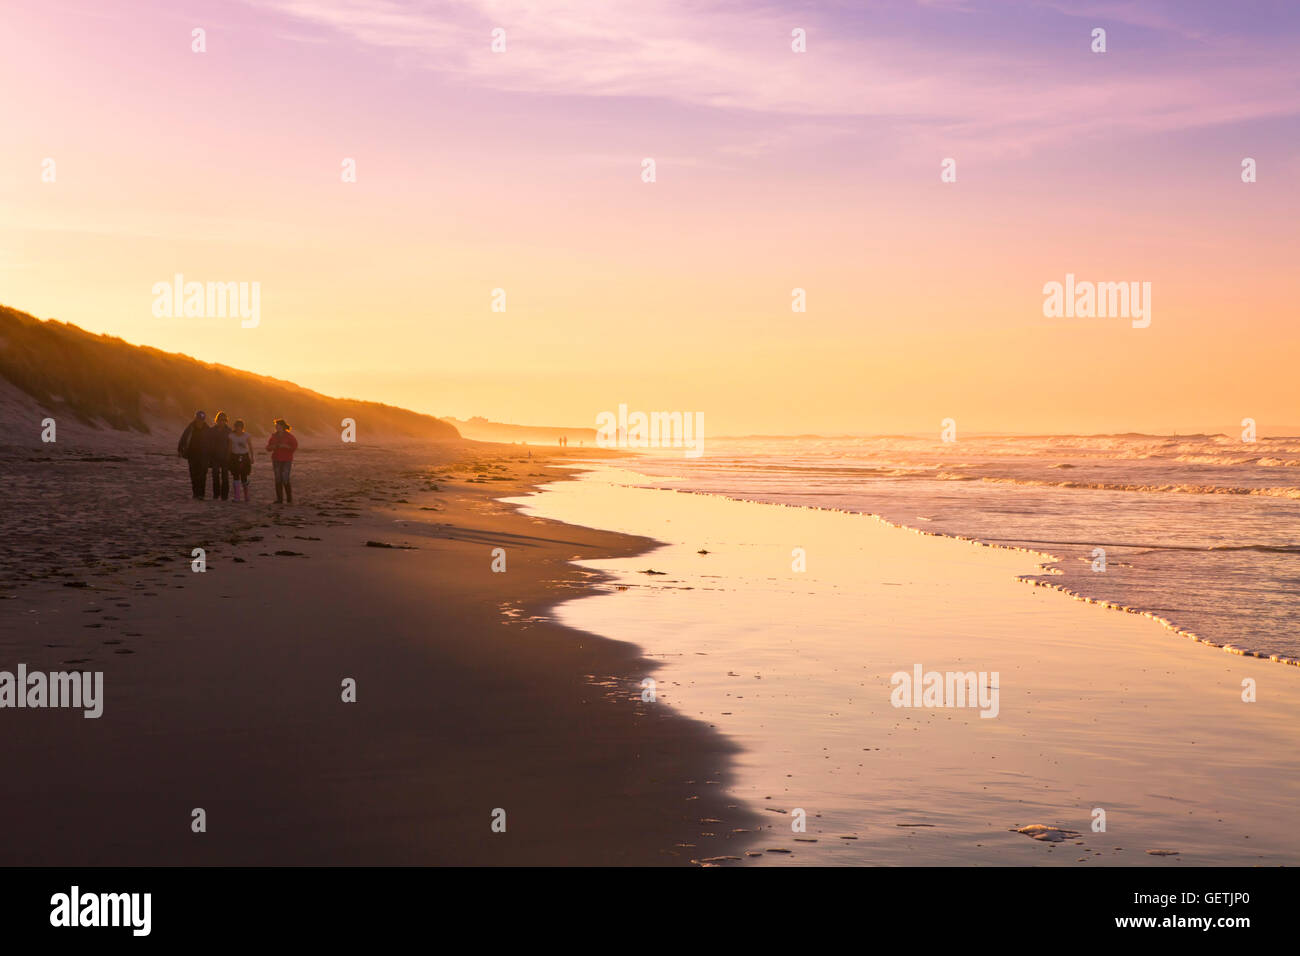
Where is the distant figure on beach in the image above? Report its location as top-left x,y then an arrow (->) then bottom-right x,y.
266,419 -> 298,504
177,410 -> 209,499
228,419 -> 254,502
206,411 -> 232,501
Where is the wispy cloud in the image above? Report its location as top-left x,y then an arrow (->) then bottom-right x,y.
1033,0 -> 1211,40
249,0 -> 1300,157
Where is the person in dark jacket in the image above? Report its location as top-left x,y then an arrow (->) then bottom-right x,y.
177,410 -> 209,499
205,411 -> 233,501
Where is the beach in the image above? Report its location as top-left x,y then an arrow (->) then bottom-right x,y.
4,427 -> 1298,867
3,0 -> 1297,931
0,432 -> 756,865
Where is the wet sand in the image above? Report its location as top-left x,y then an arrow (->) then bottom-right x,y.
514,464 -> 1300,866
0,432 -> 758,865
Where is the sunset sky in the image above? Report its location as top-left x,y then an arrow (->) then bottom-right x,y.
2,0 -> 1297,435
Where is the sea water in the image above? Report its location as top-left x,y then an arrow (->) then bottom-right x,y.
608,434 -> 1300,660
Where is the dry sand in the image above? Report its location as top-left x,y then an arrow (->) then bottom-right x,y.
0,429 -> 758,865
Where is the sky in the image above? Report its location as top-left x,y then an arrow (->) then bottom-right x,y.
1,0 -> 1297,435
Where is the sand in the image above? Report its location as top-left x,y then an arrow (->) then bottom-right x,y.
0,431 -> 757,865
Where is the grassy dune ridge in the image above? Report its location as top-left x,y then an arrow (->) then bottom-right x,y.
0,305 -> 460,441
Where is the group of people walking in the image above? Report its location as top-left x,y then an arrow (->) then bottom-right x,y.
178,411 -> 299,504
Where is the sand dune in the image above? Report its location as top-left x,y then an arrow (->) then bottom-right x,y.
0,305 -> 460,444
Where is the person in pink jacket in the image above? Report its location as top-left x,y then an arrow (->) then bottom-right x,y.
266,419 -> 299,504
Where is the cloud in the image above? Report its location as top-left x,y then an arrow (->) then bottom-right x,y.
1033,0 -> 1210,39
248,0 -> 1300,156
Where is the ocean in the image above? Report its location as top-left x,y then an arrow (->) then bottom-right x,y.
615,434 -> 1300,661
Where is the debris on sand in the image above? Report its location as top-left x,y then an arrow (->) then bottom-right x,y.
1014,824 -> 1081,842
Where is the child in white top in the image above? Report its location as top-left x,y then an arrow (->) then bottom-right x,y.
228,420 -> 255,502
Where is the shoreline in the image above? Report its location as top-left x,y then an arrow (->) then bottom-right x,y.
594,474 -> 1300,668
513,463 -> 1300,865
9,434 -> 1296,866
0,436 -> 760,865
